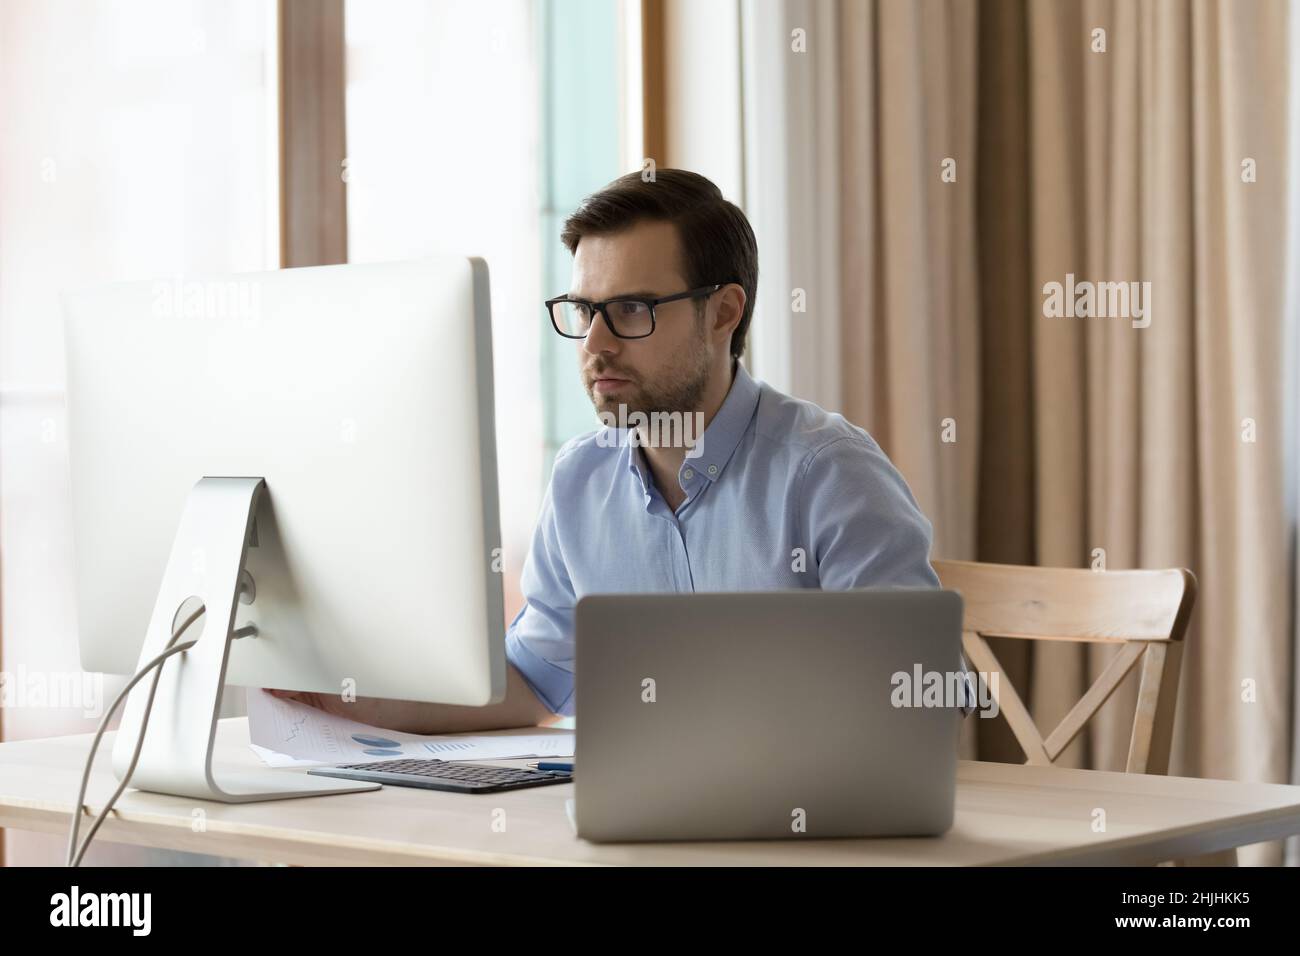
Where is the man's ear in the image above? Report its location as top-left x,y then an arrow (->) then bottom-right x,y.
712,284 -> 745,343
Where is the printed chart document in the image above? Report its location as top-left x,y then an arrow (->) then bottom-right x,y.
246,689 -> 575,766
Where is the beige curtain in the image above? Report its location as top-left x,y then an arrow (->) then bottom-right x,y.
838,0 -> 1293,865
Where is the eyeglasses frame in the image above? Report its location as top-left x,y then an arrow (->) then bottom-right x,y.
545,283 -> 726,340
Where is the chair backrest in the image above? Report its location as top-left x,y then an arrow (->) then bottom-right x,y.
933,559 -> 1197,774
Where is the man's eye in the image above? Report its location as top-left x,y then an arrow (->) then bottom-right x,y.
614,301 -> 644,315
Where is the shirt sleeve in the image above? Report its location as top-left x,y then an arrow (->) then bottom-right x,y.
504,466 -> 578,717
799,435 -> 976,717
798,435 -> 940,589
959,667 -> 977,717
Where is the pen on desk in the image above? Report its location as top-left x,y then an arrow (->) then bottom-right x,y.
529,761 -> 573,773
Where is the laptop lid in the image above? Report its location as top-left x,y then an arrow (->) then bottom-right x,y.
574,589 -> 964,842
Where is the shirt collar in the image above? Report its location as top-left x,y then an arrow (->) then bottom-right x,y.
621,359 -> 761,491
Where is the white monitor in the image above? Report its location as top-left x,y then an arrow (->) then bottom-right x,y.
61,257 -> 504,801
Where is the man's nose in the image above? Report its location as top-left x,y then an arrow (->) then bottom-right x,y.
582,308 -> 620,357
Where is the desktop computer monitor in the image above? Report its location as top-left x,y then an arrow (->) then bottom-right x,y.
61,257 -> 504,802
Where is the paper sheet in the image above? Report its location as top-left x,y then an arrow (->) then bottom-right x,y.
246,688 -> 574,766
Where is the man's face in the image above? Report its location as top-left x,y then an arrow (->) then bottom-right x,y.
569,219 -> 714,418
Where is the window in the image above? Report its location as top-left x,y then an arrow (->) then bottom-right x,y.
539,0 -> 642,476
0,0 -> 278,864
344,0 -> 639,623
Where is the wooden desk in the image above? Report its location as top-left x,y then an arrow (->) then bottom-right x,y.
2,718 -> 1297,866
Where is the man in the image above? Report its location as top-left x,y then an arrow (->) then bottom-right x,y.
272,168 -> 967,731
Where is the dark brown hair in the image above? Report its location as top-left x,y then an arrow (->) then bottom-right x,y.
560,168 -> 759,359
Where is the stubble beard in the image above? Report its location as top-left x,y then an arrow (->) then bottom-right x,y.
587,336 -> 712,419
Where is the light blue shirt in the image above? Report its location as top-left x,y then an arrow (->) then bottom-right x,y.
505,360 -> 973,717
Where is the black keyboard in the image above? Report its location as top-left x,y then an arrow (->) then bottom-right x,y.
307,758 -> 573,793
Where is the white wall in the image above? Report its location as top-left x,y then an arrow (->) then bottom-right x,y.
662,0 -> 744,200
740,0 -> 841,407
662,0 -> 841,407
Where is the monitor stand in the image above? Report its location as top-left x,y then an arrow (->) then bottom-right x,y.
110,476 -> 379,802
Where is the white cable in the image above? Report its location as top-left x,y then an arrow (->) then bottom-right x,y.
66,606 -> 205,867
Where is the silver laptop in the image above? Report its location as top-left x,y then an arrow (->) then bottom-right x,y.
573,589 -> 964,842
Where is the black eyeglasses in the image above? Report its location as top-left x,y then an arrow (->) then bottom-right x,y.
546,284 -> 724,340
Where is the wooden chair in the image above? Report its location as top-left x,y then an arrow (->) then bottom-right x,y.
933,559 -> 1221,865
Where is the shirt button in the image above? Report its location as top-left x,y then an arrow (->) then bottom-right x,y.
707,464 -> 718,476
683,469 -> 694,480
